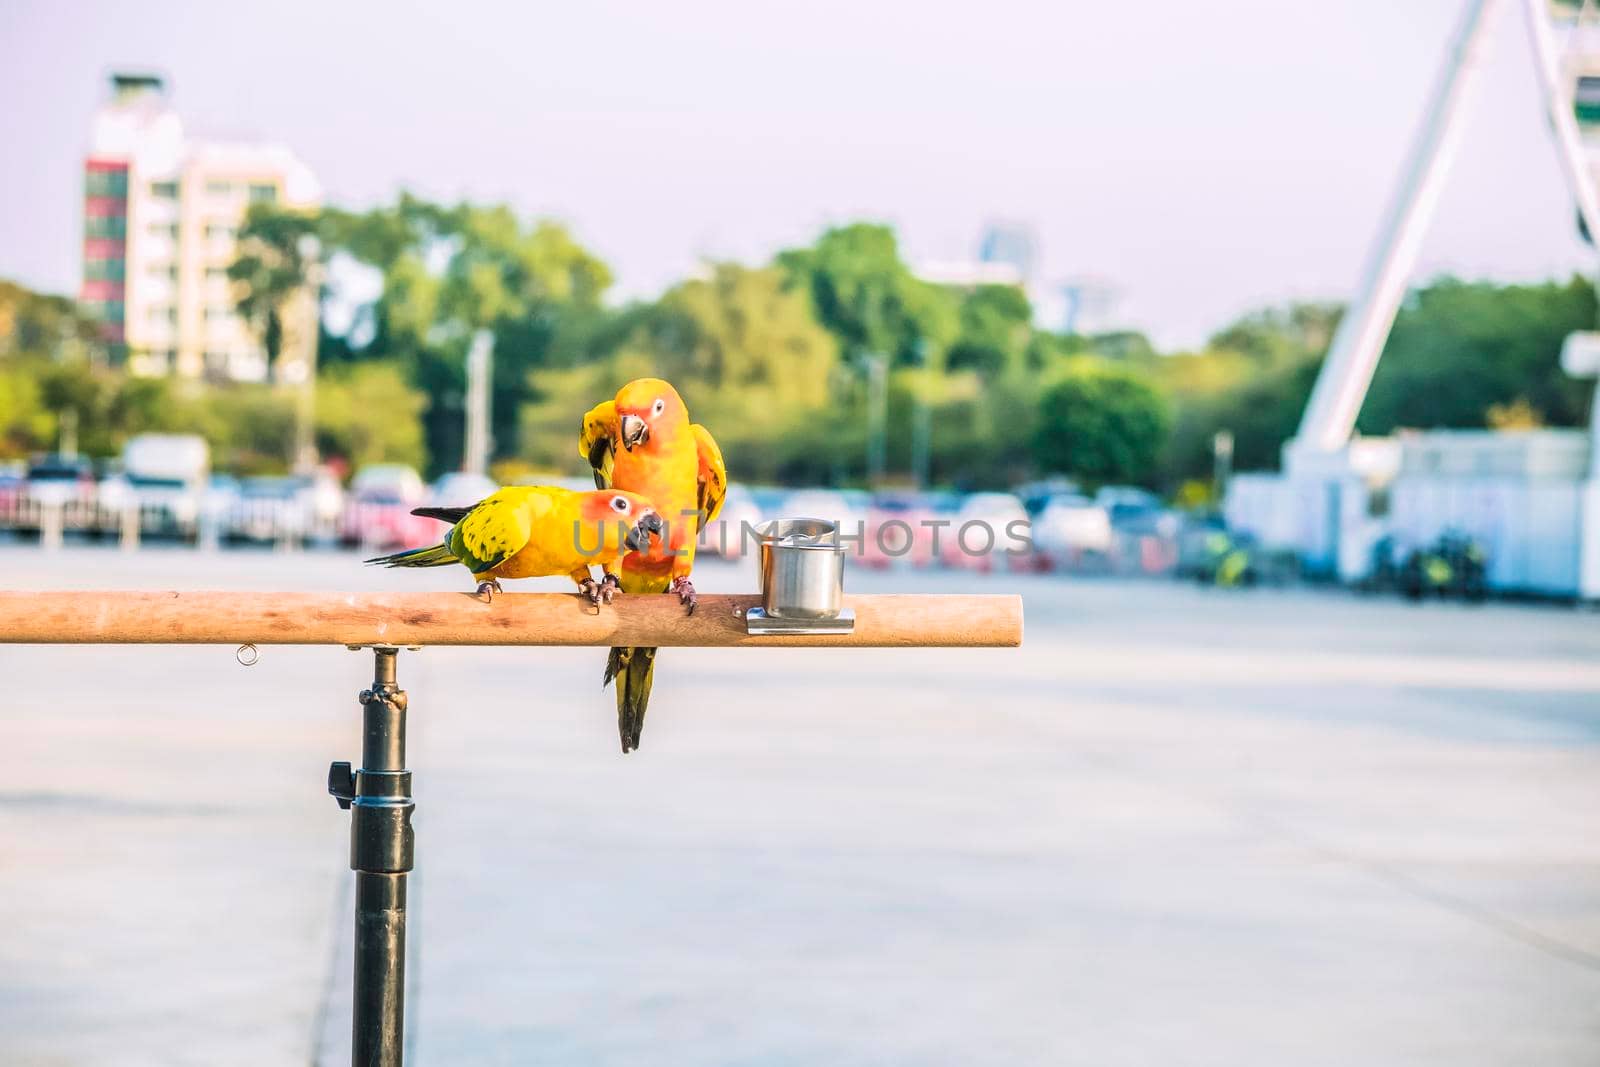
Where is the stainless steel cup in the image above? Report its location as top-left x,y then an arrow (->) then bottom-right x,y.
756,517 -> 846,619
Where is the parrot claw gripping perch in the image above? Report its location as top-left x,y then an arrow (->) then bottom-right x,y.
670,575 -> 698,615
576,576 -> 618,608
475,578 -> 503,603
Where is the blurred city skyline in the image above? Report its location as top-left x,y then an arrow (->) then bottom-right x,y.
0,0 -> 1591,348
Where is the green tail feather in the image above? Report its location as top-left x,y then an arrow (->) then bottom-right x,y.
364,543 -> 458,568
606,646 -> 657,753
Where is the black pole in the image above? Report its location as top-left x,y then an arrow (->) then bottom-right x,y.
329,647 -> 414,1067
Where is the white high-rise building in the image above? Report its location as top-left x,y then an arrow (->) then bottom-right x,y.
80,73 -> 321,382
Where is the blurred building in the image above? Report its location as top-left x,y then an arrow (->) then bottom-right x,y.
920,222 -> 1127,335
80,73 -> 321,383
977,221 -> 1036,280
919,220 -> 1033,290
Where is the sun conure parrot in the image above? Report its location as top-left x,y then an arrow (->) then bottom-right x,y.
365,485 -> 664,604
580,377 -> 726,753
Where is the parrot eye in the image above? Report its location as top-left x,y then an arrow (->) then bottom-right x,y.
651,398 -> 665,417
610,495 -> 630,514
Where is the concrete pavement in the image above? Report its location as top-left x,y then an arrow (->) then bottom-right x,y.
1,547 -> 1597,1064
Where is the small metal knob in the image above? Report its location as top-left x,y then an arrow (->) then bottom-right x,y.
328,761 -> 356,809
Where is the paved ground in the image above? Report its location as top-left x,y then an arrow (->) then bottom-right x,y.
1,545 -> 1598,1065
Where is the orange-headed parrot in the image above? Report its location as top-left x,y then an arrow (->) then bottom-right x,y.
366,485 -> 664,604
580,378 -> 726,752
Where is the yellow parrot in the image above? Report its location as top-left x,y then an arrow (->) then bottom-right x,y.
579,378 -> 726,752
365,485 -> 664,604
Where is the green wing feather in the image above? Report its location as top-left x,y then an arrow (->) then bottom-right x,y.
446,489 -> 533,574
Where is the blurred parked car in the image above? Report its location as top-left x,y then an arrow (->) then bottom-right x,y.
0,461 -> 25,523
201,475 -> 241,537
943,491 -> 1032,572
699,482 -> 763,559
746,485 -> 788,519
1093,486 -> 1179,574
868,489 -> 958,568
429,471 -> 498,508
341,464 -> 430,549
17,455 -> 98,535
1095,486 -> 1173,534
1015,477 -> 1082,516
97,434 -> 209,540
226,476 -> 311,546
780,489 -> 873,560
303,468 -> 346,542
1032,494 -> 1113,569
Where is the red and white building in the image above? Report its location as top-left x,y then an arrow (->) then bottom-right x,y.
80,73 -> 320,382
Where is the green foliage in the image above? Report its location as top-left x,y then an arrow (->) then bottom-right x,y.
1358,276 -> 1595,433
517,264 -> 843,483
204,387 -> 297,474
231,204 -> 322,365
917,370 -> 1041,489
1207,304 -> 1340,367
283,196 -> 614,474
0,362 -> 52,456
1034,360 -> 1170,486
776,223 -> 957,366
0,280 -> 100,361
5,215 -> 1594,500
314,363 -> 427,472
946,285 -> 1033,377
1152,276 -> 1596,486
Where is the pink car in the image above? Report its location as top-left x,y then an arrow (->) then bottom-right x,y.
939,492 -> 1034,573
340,464 -> 433,550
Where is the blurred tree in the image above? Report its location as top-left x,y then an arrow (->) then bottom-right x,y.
945,284 -> 1032,377
235,196 -> 616,475
1206,304 -> 1341,367
230,204 -> 323,370
1358,276 -> 1595,434
776,223 -> 957,367
1034,360 -> 1170,486
37,361 -> 109,454
0,280 -> 102,363
1153,276 -> 1595,487
1080,330 -> 1160,364
0,363 -> 53,457
914,369 -> 1041,489
517,264 -> 842,482
205,387 -> 297,474
314,363 -> 428,472
322,198 -> 614,474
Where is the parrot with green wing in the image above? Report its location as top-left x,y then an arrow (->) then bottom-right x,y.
365,485 -> 664,604
580,378 -> 726,752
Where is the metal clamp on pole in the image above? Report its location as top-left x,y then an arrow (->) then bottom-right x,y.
329,646 -> 414,1067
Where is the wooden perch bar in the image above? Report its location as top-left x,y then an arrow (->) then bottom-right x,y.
0,591 -> 1022,648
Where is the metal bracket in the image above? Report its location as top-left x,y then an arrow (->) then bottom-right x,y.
743,606 -> 856,636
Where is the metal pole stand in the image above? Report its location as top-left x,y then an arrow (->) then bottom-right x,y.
328,647 -> 414,1067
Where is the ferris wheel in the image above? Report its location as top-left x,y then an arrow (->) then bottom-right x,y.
1292,0 -> 1600,458
1531,1 -> 1600,240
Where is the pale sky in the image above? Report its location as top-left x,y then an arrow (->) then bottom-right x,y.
0,0 -> 1591,348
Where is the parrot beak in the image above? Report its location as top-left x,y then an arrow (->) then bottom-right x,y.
625,510 -> 664,552
620,414 -> 650,451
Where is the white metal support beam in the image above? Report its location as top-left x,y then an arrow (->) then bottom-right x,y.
1294,0 -> 1501,456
